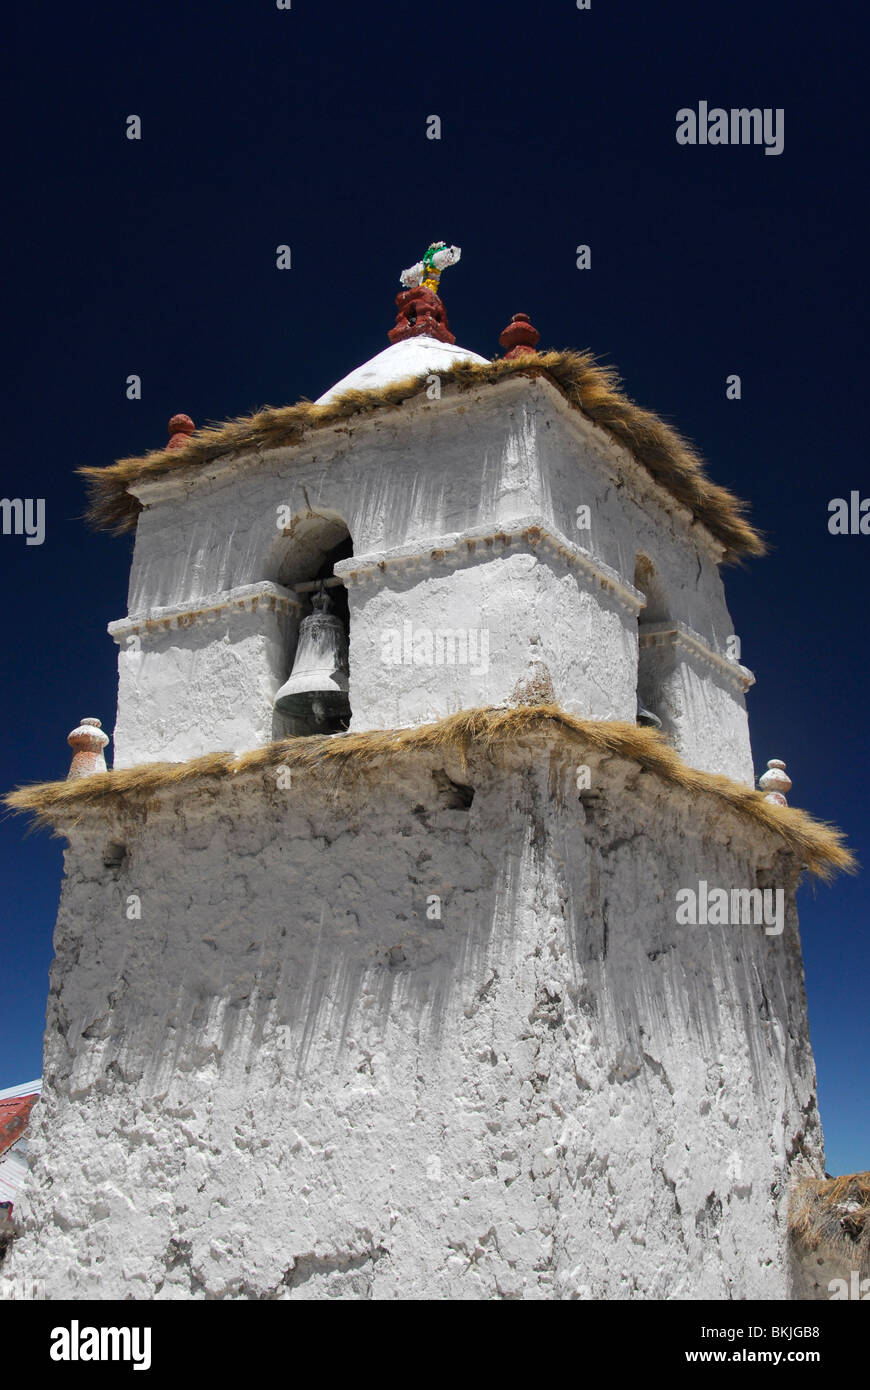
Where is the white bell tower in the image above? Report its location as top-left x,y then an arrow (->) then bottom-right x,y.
106,258 -> 755,785
8,250 -> 851,1304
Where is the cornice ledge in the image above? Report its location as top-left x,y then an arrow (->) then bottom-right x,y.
334,515 -> 646,614
108,580 -> 303,644
639,619 -> 755,690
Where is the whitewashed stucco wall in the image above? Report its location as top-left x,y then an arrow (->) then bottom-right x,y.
341,548 -> 639,731
109,378 -> 754,779
111,593 -> 301,766
9,743 -> 819,1299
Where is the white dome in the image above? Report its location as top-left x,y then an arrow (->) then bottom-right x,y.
316,336 -> 489,404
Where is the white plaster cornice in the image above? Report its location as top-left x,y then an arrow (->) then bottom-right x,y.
523,376 -> 728,567
333,514 -> 646,615
126,373 -> 728,568
108,581 -> 303,645
638,619 -> 755,691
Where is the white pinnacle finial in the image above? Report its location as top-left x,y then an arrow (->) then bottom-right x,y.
759,758 -> 792,806
67,717 -> 109,780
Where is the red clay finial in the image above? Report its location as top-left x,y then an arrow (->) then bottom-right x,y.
167,413 -> 195,450
499,313 -> 540,359
389,286 -> 456,346
67,717 -> 109,780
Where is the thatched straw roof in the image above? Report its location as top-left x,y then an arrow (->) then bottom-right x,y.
80,351 -> 764,561
790,1173 -> 870,1270
4,706 -> 852,879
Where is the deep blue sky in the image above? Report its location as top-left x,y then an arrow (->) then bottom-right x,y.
2,1 -> 867,1174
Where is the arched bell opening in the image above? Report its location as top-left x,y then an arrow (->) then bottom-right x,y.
634,554 -> 670,731
268,515 -> 354,737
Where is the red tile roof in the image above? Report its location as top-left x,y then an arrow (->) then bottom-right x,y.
0,1094 -> 38,1159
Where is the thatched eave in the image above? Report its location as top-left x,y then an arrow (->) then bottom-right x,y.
79,352 -> 765,562
5,707 -> 852,880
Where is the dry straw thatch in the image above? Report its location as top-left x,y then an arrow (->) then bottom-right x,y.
80,352 -> 764,561
789,1172 -> 870,1270
5,706 -> 852,879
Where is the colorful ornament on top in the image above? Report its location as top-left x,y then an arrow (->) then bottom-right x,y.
389,241 -> 461,346
400,242 -> 462,294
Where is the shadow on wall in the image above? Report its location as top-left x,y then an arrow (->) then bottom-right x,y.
635,553 -> 671,732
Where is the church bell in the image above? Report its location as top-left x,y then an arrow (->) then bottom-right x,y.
636,701 -> 662,730
274,586 -> 351,730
